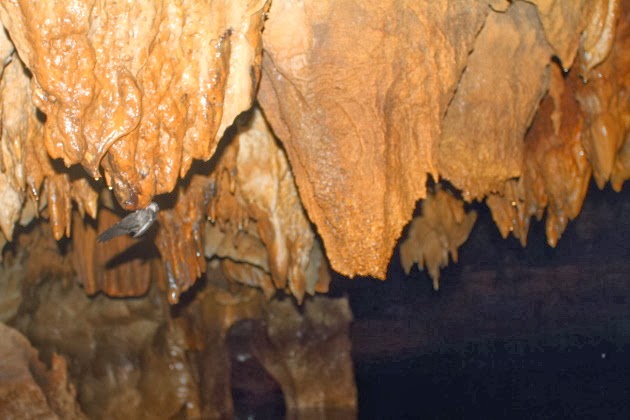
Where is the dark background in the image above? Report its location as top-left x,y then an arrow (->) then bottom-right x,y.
336,181 -> 630,419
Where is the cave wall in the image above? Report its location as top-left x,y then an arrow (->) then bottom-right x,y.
0,229 -> 355,417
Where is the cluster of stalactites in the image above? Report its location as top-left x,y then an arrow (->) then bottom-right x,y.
0,0 -> 628,295
0,1 -> 330,303
0,0 -> 270,243
199,109 -> 330,304
69,109 -> 329,304
258,0 -> 629,279
399,1 -> 628,285
400,187 -> 477,290
0,29 -> 99,246
0,0 -> 269,210
486,1 -> 629,247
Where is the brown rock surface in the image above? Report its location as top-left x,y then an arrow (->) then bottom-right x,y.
157,108 -> 327,303
258,0 -> 490,278
576,0 -> 630,191
486,66 -> 592,247
486,0 -> 629,247
72,207 -> 159,297
438,2 -> 551,200
2,233 -> 355,418
527,0 -> 618,70
11,271 -> 200,418
0,0 -> 629,416
0,0 -> 269,209
577,0 -> 621,75
400,188 -> 477,290
0,25 -> 101,242
0,322 -> 86,419
0,0 -> 625,291
178,279 -> 356,417
252,296 -> 356,413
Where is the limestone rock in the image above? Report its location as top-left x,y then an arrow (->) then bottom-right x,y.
400,188 -> 477,290
487,65 -> 591,247
202,109 -> 328,303
438,2 -> 551,200
0,0 -> 269,209
72,207 -> 158,297
576,0 -> 630,191
258,0 -> 489,278
0,322 -> 86,419
0,0 -> 627,297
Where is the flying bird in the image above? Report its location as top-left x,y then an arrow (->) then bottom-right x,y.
97,202 -> 160,243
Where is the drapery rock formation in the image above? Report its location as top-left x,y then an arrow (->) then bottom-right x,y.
259,0 -> 628,279
0,0 -> 626,295
258,0 -> 490,278
155,108 -> 330,303
0,0 -> 628,415
438,1 -> 551,200
0,0 -> 269,209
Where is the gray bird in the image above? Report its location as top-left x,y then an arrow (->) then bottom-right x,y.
97,202 -> 160,243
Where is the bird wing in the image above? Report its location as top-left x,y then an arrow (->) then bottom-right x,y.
96,224 -> 129,242
96,212 -> 145,243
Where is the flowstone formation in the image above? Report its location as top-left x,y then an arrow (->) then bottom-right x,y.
0,0 -> 626,298
0,0 -> 628,416
0,0 -> 269,209
260,0 -> 628,280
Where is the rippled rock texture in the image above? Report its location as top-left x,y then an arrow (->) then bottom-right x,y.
260,0 -> 628,279
0,0 -> 626,295
0,0 -> 268,209
0,0 -> 628,415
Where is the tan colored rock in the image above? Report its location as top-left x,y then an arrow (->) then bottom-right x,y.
578,0 -> 621,76
400,188 -> 477,290
252,296 -> 357,413
0,0 -> 626,296
526,0 -> 618,70
438,2 -> 551,200
155,174 -> 210,304
72,207 -> 158,297
441,0 -> 625,250
576,0 -> 630,190
205,109 -> 328,303
487,65 -> 591,247
0,322 -> 86,419
11,269 -> 199,419
155,109 -> 326,303
0,0 -> 269,209
0,32 -> 29,240
178,279 -> 355,418
259,0 -> 490,278
0,29 -> 99,242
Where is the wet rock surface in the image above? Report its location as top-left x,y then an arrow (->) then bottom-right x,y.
0,0 -> 627,417
0,322 -> 86,419
0,229 -> 355,418
0,0 -> 625,296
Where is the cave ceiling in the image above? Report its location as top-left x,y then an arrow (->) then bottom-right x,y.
0,0 -> 627,300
